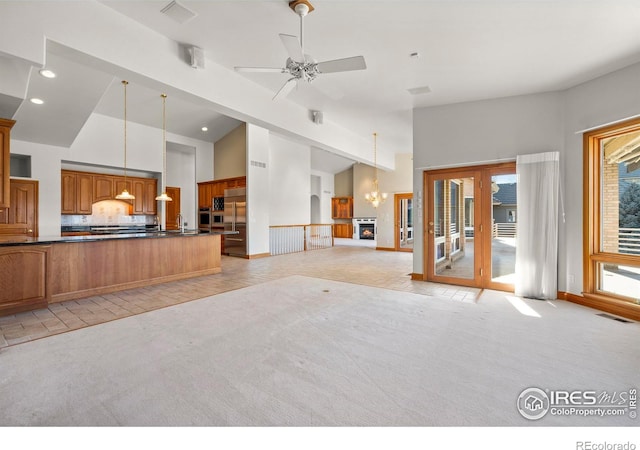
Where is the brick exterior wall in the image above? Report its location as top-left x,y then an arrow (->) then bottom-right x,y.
602,161 -> 619,253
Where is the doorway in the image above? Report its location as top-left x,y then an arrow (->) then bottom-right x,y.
394,193 -> 413,252
164,186 -> 181,230
0,179 -> 38,240
424,162 -> 516,291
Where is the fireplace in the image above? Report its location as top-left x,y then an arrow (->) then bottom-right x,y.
353,218 -> 376,240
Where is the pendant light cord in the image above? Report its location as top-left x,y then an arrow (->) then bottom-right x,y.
373,132 -> 378,183
161,93 -> 167,194
122,80 -> 129,183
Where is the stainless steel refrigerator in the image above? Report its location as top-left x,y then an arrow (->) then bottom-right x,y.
223,187 -> 247,257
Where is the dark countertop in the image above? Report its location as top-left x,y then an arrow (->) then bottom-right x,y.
0,230 -> 238,247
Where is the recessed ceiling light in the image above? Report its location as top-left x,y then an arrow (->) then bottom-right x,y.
39,69 -> 56,78
30,98 -> 44,105
201,126 -> 208,132
407,86 -> 431,96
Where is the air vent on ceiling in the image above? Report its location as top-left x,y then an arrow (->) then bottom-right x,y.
161,1 -> 197,24
407,85 -> 432,96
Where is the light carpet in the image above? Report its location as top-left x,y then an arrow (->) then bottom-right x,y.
0,275 -> 638,426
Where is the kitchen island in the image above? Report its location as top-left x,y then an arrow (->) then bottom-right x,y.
0,230 -> 235,316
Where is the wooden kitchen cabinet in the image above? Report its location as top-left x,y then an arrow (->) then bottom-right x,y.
76,173 -> 93,214
198,176 -> 246,209
333,223 -> 353,238
93,174 -> 114,202
61,171 -> 77,214
331,197 -> 353,219
62,171 -> 93,214
143,178 -> 157,215
62,170 -> 157,215
0,244 -> 50,315
198,182 -> 213,208
0,118 -> 16,209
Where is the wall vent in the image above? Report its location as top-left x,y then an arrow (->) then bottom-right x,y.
161,1 -> 197,24
596,313 -> 633,323
251,160 -> 266,169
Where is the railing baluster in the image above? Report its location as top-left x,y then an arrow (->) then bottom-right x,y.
269,224 -> 334,256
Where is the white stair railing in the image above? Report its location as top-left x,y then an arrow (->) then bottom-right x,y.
269,224 -> 333,256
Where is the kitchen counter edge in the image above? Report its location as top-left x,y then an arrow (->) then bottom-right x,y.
0,230 -> 238,247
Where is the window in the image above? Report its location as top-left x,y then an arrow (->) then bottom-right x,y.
584,117 -> 640,304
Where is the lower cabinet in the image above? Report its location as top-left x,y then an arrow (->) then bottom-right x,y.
0,245 -> 50,315
333,223 -> 353,238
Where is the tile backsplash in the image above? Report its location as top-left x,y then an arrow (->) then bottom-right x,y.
61,200 -> 155,226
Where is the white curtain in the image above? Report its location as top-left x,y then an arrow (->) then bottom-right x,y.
515,151 -> 560,299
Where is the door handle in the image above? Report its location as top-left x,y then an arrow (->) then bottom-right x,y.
27,229 -> 33,233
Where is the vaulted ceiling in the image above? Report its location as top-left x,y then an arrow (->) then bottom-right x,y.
2,1 -> 640,174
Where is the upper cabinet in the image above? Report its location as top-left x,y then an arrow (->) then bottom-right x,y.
93,175 -> 115,202
331,197 -> 353,219
61,170 -> 157,215
0,118 -> 16,209
198,176 -> 246,210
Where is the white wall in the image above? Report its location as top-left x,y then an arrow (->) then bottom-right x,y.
562,61 -> 640,294
353,163 -> 378,218
310,170 -> 335,224
246,123 -> 270,257
412,92 -> 564,278
413,63 -> 640,294
375,153 -> 414,249
10,140 -> 66,237
268,134 -> 310,226
167,143 -> 196,229
214,123 -> 246,179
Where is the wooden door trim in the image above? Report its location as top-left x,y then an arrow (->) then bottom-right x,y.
394,192 -> 413,252
423,161 -> 516,291
425,168 -> 483,287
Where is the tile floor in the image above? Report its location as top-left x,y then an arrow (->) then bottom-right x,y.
0,246 -> 480,348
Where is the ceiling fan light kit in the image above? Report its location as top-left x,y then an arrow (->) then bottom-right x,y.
234,0 -> 366,101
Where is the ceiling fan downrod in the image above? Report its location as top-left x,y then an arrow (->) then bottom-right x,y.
289,0 -> 313,57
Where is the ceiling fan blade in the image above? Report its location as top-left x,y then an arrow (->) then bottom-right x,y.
273,78 -> 297,101
279,33 -> 304,63
235,66 -> 287,73
316,56 -> 367,74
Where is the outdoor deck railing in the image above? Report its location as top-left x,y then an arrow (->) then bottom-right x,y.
619,228 -> 640,255
269,224 -> 334,256
493,222 -> 517,238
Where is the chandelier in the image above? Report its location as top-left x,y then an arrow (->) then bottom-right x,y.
364,132 -> 387,208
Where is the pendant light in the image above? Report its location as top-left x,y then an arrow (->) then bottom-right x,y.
364,132 -> 387,208
155,93 -> 172,201
116,80 -> 135,200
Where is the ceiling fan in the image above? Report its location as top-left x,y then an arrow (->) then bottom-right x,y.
234,0 -> 367,100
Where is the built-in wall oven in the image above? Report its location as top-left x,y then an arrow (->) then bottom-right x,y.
199,207 -> 212,232
199,207 -> 224,232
